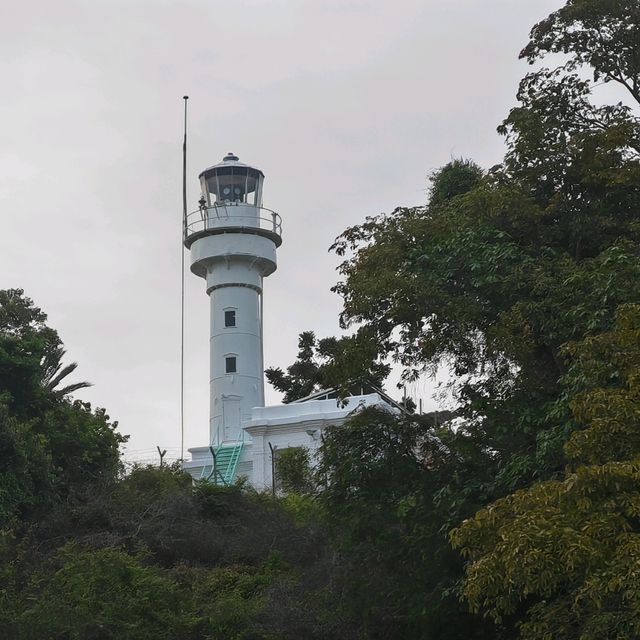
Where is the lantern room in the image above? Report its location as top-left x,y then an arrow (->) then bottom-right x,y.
198,152 -> 264,207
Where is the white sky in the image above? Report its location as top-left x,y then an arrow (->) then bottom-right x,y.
0,0 -> 562,461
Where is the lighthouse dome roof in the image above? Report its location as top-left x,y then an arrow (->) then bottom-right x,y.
198,152 -> 265,179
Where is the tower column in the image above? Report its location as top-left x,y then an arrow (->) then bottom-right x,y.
184,153 -> 282,448
209,282 -> 264,445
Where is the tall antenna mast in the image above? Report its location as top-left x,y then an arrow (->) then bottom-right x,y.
181,95 -> 189,462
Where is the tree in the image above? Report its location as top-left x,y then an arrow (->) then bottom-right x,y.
275,447 -> 314,494
428,158 -> 484,208
442,2 -> 640,636
0,399 -> 51,525
1,464 -> 346,640
266,330 -> 390,403
315,406 -> 504,640
0,289 -> 58,413
0,289 -> 125,523
40,345 -> 92,398
329,0 -> 640,491
521,0 -> 640,105
319,2 -> 640,637
6,546 -> 191,640
451,304 -> 640,639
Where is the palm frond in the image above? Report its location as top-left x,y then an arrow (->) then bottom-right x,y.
52,381 -> 93,398
40,348 -> 92,398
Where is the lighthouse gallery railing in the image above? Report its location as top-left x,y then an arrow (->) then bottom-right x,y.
184,204 -> 282,241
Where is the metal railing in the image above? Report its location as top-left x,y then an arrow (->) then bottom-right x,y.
184,204 -> 282,241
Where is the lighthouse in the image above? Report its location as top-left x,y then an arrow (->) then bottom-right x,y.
184,153 -> 282,449
183,153 -> 392,489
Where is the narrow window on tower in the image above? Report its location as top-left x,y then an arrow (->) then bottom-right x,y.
225,356 -> 237,374
224,309 -> 236,328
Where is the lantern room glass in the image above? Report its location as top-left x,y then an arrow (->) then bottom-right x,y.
200,167 -> 263,207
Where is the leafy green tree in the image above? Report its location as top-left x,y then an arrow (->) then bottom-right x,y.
452,304 -> 640,639
0,400 -> 51,525
6,546 -> 191,640
428,158 -> 484,208
521,0 -> 640,104
307,3 -> 640,638
42,400 -> 124,498
266,330 -> 390,403
0,289 -> 125,523
275,447 -> 314,494
0,288 -> 57,413
442,4 -> 640,635
315,407 -> 504,640
329,0 -> 640,492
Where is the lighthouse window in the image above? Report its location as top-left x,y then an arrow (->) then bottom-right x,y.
225,356 -> 237,374
224,310 -> 236,327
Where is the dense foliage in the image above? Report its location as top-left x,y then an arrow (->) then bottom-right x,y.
315,406 -> 503,640
0,289 -> 124,526
0,464 -> 336,639
275,446 -> 314,494
452,305 -> 640,639
328,1 -> 640,498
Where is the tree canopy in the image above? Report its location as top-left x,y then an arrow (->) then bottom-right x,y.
327,0 -> 640,495
0,289 -> 125,525
452,304 -> 640,639
265,330 -> 389,403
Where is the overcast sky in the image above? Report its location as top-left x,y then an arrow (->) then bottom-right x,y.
1,0 -> 562,462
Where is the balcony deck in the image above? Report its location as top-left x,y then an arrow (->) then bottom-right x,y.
184,203 -> 282,248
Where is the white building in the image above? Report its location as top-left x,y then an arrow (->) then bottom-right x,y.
182,153 -> 394,490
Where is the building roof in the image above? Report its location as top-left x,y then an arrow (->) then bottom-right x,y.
292,384 -> 409,415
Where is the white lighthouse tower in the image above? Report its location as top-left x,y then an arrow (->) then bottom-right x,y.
184,153 -> 282,455
183,153 -> 394,489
